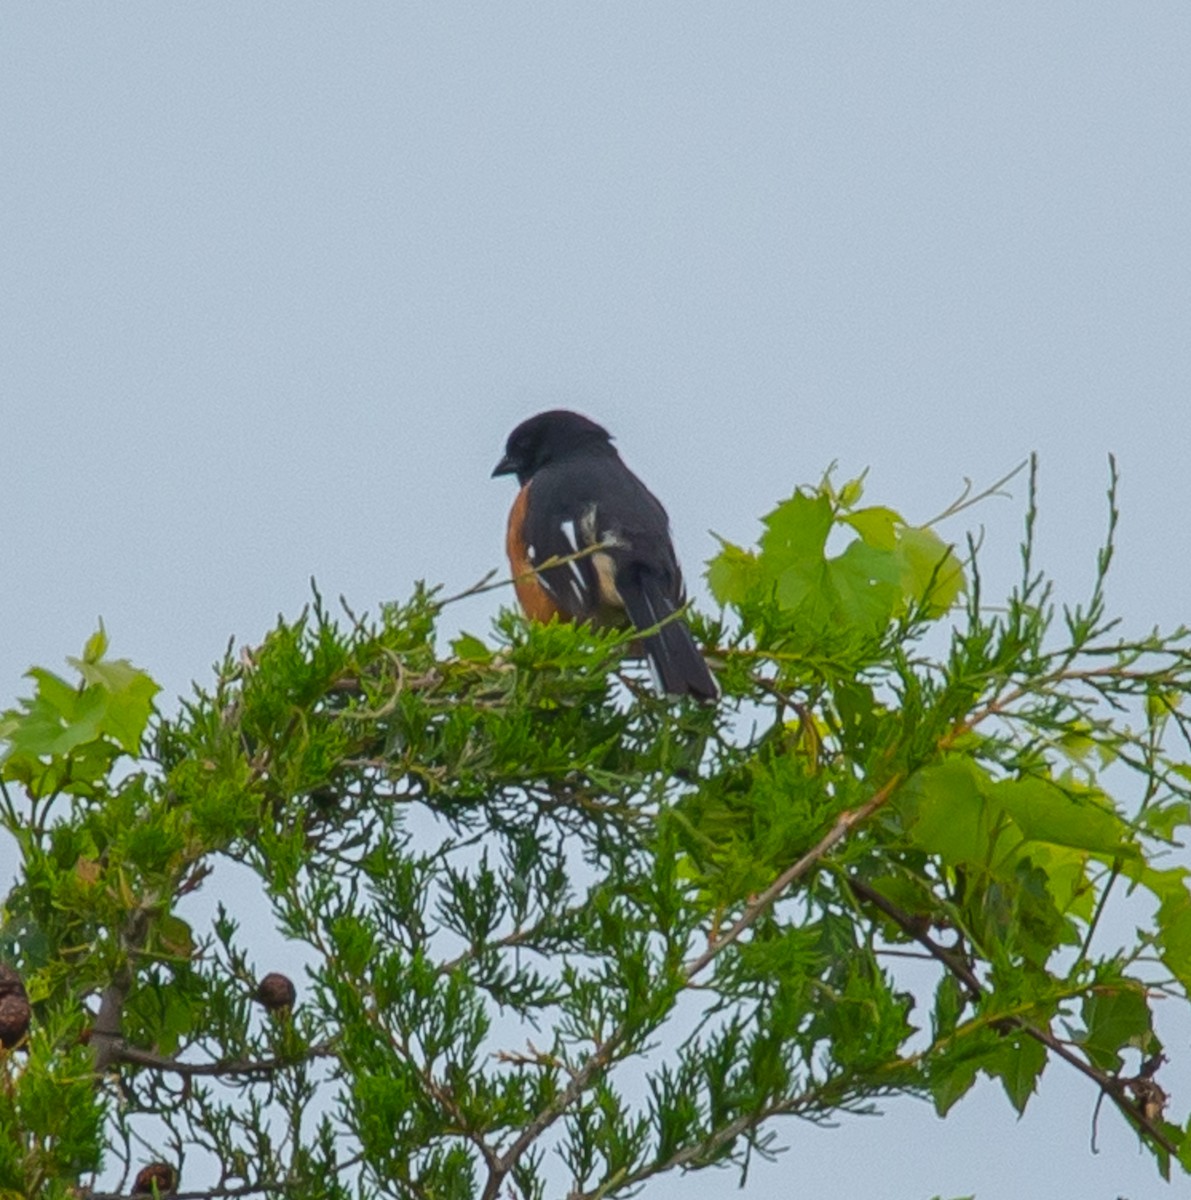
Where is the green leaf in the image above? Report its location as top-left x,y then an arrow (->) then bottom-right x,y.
2,644 -> 160,771
841,505 -> 902,551
991,777 -> 1136,858
1079,986 -> 1153,1072
706,539 -> 761,607
932,974 -> 967,1040
2,670 -> 106,760
1156,886 -> 1191,993
837,474 -> 866,509
81,623 -> 109,664
67,656 -> 160,753
758,491 -> 833,573
451,633 -> 492,662
1179,1117 -> 1191,1174
899,759 -> 993,866
826,541 -> 901,636
156,914 -> 196,959
1140,799 -> 1191,843
930,1054 -> 980,1116
987,1033 -> 1047,1114
895,525 -> 966,616
1055,721 -> 1096,763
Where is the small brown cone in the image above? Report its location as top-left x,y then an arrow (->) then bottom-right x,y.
132,1162 -> 177,1195
255,972 -> 296,1012
0,963 -> 25,997
0,965 -> 31,1048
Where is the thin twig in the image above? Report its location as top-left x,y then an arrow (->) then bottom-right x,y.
434,542 -> 617,611
683,773 -> 907,980
924,459 -> 1029,528
112,1040 -> 335,1078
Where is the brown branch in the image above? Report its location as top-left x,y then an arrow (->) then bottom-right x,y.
848,877 -> 981,1000
683,772 -> 907,981
91,907 -> 153,1073
111,1040 -> 335,1078
86,1183 -> 274,1200
564,1071 -> 881,1200
480,771 -> 908,1200
847,877 -> 1180,1158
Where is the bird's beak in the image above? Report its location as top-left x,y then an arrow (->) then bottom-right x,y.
492,454 -> 516,478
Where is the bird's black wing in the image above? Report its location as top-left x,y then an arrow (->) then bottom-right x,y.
519,475 -> 606,620
521,456 -> 717,700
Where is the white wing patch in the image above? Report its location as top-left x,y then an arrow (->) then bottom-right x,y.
580,503 -> 626,549
557,518 -> 588,592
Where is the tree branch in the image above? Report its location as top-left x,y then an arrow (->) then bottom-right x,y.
111,1040 -> 336,1079
481,771 -> 908,1200
847,876 -> 1179,1158
92,906 -> 153,1073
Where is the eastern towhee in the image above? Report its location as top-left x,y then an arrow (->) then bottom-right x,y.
493,410 -> 718,702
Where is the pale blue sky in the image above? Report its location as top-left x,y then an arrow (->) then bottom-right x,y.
2,7 -> 1190,1198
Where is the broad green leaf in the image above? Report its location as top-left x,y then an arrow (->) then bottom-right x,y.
1079,986 -> 1153,1072
1009,842 -> 1095,920
895,525 -> 966,616
2,675 -> 106,760
156,914 -> 196,959
1156,888 -> 1191,992
1141,799 -> 1191,843
1,648 -> 159,768
706,540 -> 761,607
1180,1119 -> 1191,1174
758,491 -> 833,572
899,759 -> 993,866
68,657 -> 160,753
827,541 -> 901,635
23,667 -> 79,719
841,505 -> 901,551
992,777 -> 1136,858
932,974 -> 966,1040
1126,861 -> 1190,905
930,1055 -> 980,1116
987,1033 -> 1047,1114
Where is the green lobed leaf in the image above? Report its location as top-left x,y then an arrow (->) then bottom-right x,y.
707,538 -> 762,608
899,758 -> 993,867
1078,985 -> 1154,1072
991,776 -> 1136,858
986,1032 -> 1047,1114
841,504 -> 901,551
1156,887 -> 1191,993
894,524 -> 966,616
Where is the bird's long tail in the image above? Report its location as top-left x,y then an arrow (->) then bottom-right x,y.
618,570 -> 718,702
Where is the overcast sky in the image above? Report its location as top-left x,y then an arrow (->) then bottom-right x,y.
2,7 -> 1190,1199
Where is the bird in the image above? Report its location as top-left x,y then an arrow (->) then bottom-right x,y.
492,409 -> 718,701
